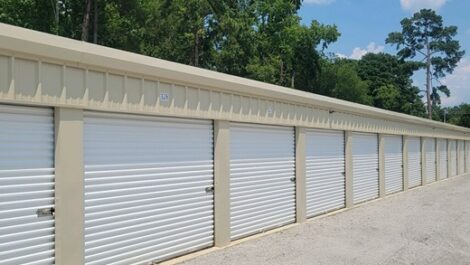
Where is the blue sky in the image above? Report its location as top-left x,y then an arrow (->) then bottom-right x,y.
299,0 -> 470,106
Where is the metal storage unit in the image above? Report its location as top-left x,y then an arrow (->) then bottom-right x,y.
83,112 -> 214,265
438,139 -> 448,179
450,140 -> 457,176
0,105 -> 55,265
407,137 -> 422,188
384,135 -> 403,194
305,130 -> 345,217
230,123 -> 295,240
458,141 -> 465,175
424,138 -> 436,183
352,133 -> 379,204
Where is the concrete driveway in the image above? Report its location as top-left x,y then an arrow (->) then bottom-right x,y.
181,176 -> 470,265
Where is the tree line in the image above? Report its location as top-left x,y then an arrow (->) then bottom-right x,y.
0,0 -> 465,125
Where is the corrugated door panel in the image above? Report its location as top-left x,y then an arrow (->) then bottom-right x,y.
230,123 -> 295,240
84,112 -> 214,265
352,133 -> 379,204
384,135 -> 403,194
407,137 -> 422,188
438,139 -> 447,179
458,141 -> 465,175
450,140 -> 457,176
0,105 -> 55,265
305,130 -> 345,217
425,138 -> 436,183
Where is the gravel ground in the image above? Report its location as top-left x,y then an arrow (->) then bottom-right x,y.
182,176 -> 470,265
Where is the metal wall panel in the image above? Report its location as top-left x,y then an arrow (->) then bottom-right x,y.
384,135 -> 403,194
0,105 -> 55,265
425,138 -> 436,183
2,31 -> 470,140
230,123 -> 295,240
458,141 -> 465,175
438,139 -> 447,179
83,112 -> 214,265
305,130 -> 345,217
352,133 -> 379,204
450,140 -> 457,176
407,137 -> 422,188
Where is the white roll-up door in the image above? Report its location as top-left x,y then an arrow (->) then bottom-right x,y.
352,133 -> 379,204
305,130 -> 345,217
438,139 -> 447,179
0,105 -> 55,265
450,140 -> 457,176
84,112 -> 214,265
407,137 -> 422,188
384,135 -> 403,194
425,138 -> 436,183
230,123 -> 295,240
458,141 -> 465,175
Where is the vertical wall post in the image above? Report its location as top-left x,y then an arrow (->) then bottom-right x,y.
436,139 -> 441,181
455,140 -> 462,176
378,134 -> 386,198
54,107 -> 84,265
466,141 -> 469,173
213,120 -> 231,247
403,136 -> 409,191
295,127 -> 307,223
465,141 -> 467,173
447,139 -> 452,178
456,140 -> 460,175
421,137 -> 427,186
345,131 -> 354,208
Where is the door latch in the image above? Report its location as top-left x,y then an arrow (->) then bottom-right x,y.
36,207 -> 55,217
205,186 -> 214,193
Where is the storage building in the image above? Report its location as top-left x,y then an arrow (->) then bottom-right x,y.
0,23 -> 469,265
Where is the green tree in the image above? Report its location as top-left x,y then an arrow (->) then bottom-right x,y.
245,0 -> 339,89
208,0 -> 257,77
0,0 -> 340,100
386,9 -> 465,119
0,0 -> 99,41
435,104 -> 470,128
357,53 -> 425,116
315,59 -> 372,105
0,0 -> 56,33
100,0 -> 145,53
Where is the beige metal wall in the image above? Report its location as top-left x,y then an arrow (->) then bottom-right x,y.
1,23 -> 470,139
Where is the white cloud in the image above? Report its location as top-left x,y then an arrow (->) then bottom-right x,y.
348,42 -> 384,60
303,0 -> 335,5
400,0 -> 447,11
441,58 -> 470,106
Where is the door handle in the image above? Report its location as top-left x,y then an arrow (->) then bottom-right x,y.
36,207 -> 55,217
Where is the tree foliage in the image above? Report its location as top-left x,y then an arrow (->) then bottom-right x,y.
0,1 -> 465,124
386,9 -> 465,119
432,104 -> 470,128
357,53 -> 425,116
315,59 -> 372,105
